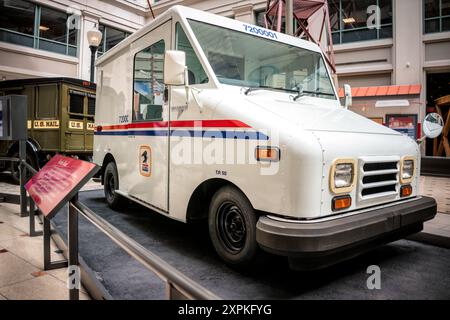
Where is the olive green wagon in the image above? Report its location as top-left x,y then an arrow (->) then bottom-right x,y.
0,78 -> 96,183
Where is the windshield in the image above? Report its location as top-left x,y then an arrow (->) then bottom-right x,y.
188,20 -> 336,100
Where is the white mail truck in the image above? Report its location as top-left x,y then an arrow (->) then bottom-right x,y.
93,6 -> 437,269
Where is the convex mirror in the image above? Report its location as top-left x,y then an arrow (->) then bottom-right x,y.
423,113 -> 444,139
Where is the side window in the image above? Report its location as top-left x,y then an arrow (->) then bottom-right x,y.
133,40 -> 165,122
87,95 -> 96,116
175,23 -> 208,85
69,93 -> 84,115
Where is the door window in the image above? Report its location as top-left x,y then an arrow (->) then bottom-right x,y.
133,40 -> 165,122
175,23 -> 208,84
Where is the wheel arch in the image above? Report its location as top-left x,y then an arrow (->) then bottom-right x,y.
186,178 -> 253,222
100,153 -> 116,185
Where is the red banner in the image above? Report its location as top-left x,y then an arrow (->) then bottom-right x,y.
25,155 -> 98,219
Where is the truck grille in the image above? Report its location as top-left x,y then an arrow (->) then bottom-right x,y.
360,160 -> 399,199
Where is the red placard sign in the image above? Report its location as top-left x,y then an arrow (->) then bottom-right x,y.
25,155 -> 99,219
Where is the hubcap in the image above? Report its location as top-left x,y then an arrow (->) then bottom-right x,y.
217,201 -> 246,253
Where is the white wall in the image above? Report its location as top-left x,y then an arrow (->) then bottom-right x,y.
0,0 -> 147,81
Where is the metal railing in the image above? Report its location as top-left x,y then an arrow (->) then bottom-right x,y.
1,152 -> 220,299
68,199 -> 220,300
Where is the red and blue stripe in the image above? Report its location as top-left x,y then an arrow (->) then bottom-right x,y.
95,120 -> 269,140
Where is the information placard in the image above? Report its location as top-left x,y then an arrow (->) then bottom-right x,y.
25,155 -> 99,219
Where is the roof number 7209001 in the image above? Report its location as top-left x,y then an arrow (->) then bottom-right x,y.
243,24 -> 278,40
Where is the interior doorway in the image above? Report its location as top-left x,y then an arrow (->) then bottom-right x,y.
425,72 -> 450,156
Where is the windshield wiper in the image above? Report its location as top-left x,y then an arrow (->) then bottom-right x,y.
244,86 -> 296,95
301,89 -> 335,97
293,89 -> 335,100
244,86 -> 335,98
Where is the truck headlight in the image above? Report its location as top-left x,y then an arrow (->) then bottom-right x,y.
335,164 -> 354,187
401,157 -> 415,184
330,159 -> 356,194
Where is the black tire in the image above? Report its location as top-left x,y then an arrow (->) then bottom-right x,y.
104,161 -> 124,209
208,185 -> 259,266
10,150 -> 37,185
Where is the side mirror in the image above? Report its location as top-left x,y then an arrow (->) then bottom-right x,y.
423,112 -> 444,139
344,84 -> 352,109
164,50 -> 186,86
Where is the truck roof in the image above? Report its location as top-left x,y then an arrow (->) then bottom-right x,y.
0,77 -> 96,90
96,5 -> 323,66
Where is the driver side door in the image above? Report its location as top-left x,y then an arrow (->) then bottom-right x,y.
127,20 -> 172,212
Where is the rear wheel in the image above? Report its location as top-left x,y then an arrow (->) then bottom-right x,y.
208,185 -> 259,266
10,150 -> 37,185
104,161 -> 124,209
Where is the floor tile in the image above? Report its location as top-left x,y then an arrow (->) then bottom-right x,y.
0,274 -> 89,300
0,203 -> 40,234
46,268 -> 88,294
0,223 -> 24,242
46,268 -> 68,283
423,226 -> 450,237
0,252 -> 37,288
420,176 -> 450,215
0,236 -> 64,270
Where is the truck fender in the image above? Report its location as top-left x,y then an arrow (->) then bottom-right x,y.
186,178 -> 252,222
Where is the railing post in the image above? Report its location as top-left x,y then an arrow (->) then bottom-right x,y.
43,217 -> 51,269
68,194 -> 79,301
29,197 -> 42,237
19,140 -> 28,217
165,282 -> 188,300
165,281 -> 172,300
43,216 -> 68,271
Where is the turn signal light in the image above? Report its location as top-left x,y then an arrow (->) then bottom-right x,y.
255,147 -> 280,162
332,195 -> 352,211
400,185 -> 412,197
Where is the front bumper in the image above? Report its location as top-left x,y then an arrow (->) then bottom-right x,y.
256,196 -> 437,269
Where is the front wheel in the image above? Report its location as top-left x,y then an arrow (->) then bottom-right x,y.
208,185 -> 259,266
104,161 -> 125,209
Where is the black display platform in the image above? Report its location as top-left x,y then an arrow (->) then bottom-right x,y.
52,190 -> 450,300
